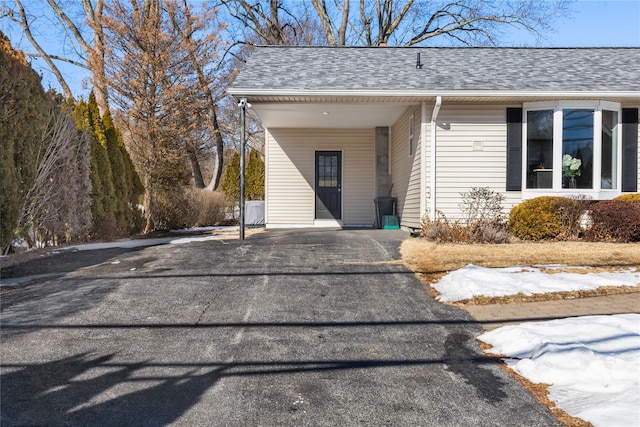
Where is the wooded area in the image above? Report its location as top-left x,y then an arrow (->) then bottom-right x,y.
0,0 -> 572,251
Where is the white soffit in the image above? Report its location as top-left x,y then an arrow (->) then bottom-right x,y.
251,103 -> 411,128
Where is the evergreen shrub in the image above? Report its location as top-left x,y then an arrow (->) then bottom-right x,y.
508,196 -> 578,241
585,200 -> 640,242
614,193 -> 640,205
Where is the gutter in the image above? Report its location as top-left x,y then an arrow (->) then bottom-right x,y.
429,96 -> 442,222
227,88 -> 640,100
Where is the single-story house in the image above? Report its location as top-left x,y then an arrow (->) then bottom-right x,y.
229,46 -> 640,231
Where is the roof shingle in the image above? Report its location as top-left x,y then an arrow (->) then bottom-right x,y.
231,46 -> 640,93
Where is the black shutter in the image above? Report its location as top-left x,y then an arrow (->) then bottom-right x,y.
622,108 -> 638,193
506,108 -> 523,191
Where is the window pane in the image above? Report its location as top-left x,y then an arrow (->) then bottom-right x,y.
526,110 -> 554,189
601,110 -> 618,189
562,109 -> 593,189
318,155 -> 339,188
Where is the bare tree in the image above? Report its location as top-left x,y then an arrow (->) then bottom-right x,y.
222,0 -> 327,45
165,0 -> 230,190
46,0 -> 109,110
102,0 -> 232,230
225,0 -> 573,47
310,0 -> 348,45
1,0 -> 110,113
18,101 -> 92,247
4,0 -> 74,98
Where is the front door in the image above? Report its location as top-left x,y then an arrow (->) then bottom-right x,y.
315,151 -> 342,219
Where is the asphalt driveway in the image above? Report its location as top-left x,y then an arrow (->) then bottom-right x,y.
1,229 -> 560,426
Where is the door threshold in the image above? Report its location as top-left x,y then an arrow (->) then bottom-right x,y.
313,219 -> 343,228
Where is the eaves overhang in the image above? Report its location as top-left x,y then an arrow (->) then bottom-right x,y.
228,88 -> 640,103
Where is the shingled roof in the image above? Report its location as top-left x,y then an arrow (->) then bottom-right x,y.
230,46 -> 640,95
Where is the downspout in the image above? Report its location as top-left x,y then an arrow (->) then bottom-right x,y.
430,96 -> 442,221
420,102 -> 427,222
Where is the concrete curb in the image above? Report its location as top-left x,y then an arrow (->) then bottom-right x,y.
464,292 -> 640,331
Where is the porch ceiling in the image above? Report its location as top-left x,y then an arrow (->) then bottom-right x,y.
251,102 -> 412,128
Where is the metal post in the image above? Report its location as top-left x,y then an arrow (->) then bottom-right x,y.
239,98 -> 247,240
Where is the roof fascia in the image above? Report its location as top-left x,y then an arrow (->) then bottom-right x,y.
228,88 -> 640,100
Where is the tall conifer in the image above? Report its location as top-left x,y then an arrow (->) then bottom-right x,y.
246,148 -> 265,201
0,32 -> 49,248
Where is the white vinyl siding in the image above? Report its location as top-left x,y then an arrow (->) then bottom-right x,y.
433,104 -> 522,220
391,105 -> 422,229
265,128 -> 375,227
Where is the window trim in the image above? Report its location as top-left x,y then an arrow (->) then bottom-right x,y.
522,101 -> 622,200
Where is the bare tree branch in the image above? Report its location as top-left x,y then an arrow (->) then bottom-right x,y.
23,52 -> 90,69
46,0 -> 93,53
165,0 -> 227,190
9,1 -> 73,98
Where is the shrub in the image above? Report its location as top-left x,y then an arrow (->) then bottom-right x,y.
585,200 -> 640,242
556,195 -> 592,240
421,211 -> 469,243
151,187 -> 229,231
460,187 -> 508,243
509,196 -> 577,241
152,188 -> 191,231
184,188 -> 228,227
421,187 -> 509,244
474,221 -> 510,244
92,216 -> 121,242
615,193 -> 640,205
420,210 -> 508,244
460,187 -> 505,227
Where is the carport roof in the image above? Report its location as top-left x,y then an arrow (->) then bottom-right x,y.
229,46 -> 640,100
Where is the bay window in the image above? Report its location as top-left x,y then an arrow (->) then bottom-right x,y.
523,101 -> 621,194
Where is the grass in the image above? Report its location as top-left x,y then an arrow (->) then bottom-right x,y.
401,238 -> 640,427
401,239 -> 640,302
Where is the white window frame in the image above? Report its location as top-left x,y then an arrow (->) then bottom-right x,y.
522,100 -> 622,200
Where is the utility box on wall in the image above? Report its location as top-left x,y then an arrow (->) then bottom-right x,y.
245,201 -> 265,225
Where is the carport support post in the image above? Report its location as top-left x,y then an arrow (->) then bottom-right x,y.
239,98 -> 247,240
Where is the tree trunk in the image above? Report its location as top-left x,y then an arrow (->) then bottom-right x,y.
143,169 -> 154,233
210,107 -> 224,191
190,151 -> 205,189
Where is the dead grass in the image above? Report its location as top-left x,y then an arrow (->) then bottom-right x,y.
403,238 -> 636,426
461,285 -> 640,305
401,239 -> 640,298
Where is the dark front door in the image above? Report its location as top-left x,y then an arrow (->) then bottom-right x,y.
315,151 -> 342,219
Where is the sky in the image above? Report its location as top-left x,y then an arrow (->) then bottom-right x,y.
1,0 -> 639,98
512,0 -> 640,47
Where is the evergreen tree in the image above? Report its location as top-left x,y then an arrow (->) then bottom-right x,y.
246,148 -> 265,201
103,109 -> 144,233
220,149 -> 265,207
220,151 -> 241,204
72,94 -> 118,237
88,93 -> 116,222
0,32 -> 50,249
